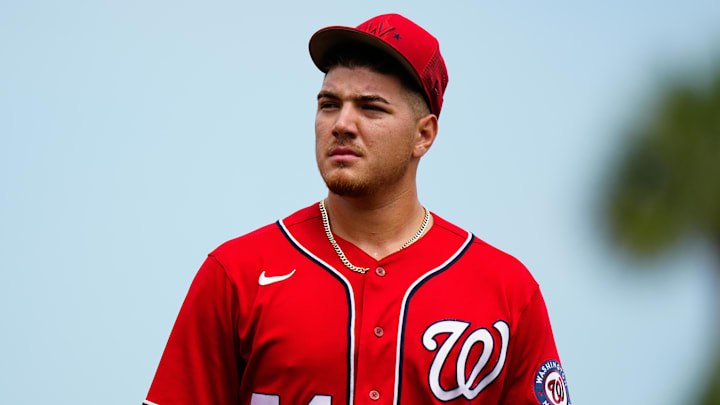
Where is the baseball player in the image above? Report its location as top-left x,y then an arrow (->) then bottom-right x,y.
144,13 -> 570,405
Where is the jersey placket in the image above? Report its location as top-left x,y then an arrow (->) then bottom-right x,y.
352,260 -> 402,404
333,222 -> 459,405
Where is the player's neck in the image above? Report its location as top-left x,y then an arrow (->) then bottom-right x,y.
324,188 -> 432,260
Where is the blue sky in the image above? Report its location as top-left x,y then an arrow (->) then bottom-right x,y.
2,1 -> 720,404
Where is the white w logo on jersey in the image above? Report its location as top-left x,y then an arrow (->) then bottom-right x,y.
422,320 -> 510,401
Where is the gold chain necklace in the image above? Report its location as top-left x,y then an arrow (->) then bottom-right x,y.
318,199 -> 431,274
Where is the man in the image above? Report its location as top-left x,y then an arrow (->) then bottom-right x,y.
144,13 -> 570,405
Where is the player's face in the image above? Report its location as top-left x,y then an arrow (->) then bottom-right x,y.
315,66 -> 422,197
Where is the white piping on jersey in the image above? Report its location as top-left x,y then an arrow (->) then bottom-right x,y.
142,400 -> 159,405
278,219 -> 357,405
392,231 -> 474,405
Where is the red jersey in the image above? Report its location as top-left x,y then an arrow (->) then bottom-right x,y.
144,203 -> 570,405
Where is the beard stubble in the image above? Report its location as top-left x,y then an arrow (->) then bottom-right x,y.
320,153 -> 412,197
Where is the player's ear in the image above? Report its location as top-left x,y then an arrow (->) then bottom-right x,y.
412,114 -> 438,159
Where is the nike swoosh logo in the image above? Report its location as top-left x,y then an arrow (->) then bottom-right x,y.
258,269 -> 296,286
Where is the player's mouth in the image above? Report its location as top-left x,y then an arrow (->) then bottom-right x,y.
329,146 -> 362,163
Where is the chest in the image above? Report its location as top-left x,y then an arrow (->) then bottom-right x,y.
238,243 -> 517,405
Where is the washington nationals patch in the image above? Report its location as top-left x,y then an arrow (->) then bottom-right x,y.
534,360 -> 570,405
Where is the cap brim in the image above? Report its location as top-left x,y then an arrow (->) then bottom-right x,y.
309,26 -> 423,90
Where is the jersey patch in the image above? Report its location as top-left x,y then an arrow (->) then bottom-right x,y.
534,360 -> 570,405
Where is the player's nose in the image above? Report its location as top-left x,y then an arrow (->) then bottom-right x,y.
331,105 -> 358,138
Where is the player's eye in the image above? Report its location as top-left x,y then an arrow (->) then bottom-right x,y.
318,100 -> 339,110
362,104 -> 386,113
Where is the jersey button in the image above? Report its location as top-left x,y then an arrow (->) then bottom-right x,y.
369,390 -> 380,401
375,266 -> 386,277
373,326 -> 384,337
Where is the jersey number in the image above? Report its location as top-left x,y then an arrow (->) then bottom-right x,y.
251,393 -> 331,405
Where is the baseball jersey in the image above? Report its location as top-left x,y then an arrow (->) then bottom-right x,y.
144,203 -> 570,405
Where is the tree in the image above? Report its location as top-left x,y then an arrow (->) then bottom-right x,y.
605,65 -> 720,404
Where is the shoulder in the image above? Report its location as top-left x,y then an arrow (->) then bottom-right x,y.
208,204 -> 319,268
433,213 -> 539,297
468,236 -> 539,301
469,237 -> 536,284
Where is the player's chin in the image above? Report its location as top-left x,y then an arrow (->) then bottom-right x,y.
321,171 -> 370,197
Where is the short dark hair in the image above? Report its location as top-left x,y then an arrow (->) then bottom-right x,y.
322,44 -> 430,116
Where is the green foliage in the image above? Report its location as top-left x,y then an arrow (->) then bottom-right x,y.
606,63 -> 720,405
697,349 -> 720,405
607,67 -> 720,255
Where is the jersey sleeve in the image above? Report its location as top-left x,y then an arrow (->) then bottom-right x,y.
499,287 -> 571,405
144,255 -> 242,405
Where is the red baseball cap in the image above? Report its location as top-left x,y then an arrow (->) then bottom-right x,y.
309,13 -> 448,117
